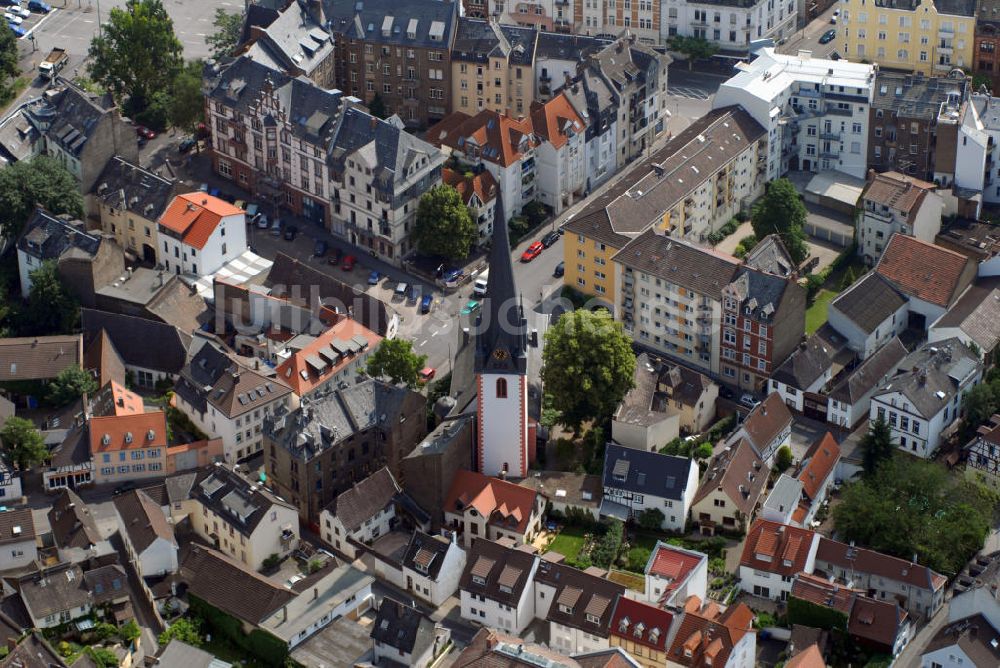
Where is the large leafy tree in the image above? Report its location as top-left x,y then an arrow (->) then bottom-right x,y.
963,381 -> 1000,438
0,25 -> 19,100
365,338 -> 427,388
157,617 -> 202,647
751,178 -> 809,265
0,156 -> 83,242
1,416 -> 47,471
205,8 -> 243,59
413,185 -> 477,260
541,310 -> 636,433
169,60 -> 206,133
87,0 -> 183,112
47,365 -> 99,407
833,456 -> 994,574
22,262 -> 79,336
668,36 -> 719,70
860,416 -> 894,476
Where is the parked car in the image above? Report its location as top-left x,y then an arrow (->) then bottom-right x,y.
270,222 -> 282,237
178,137 -> 197,153
553,261 -> 564,278
420,293 -> 433,314
342,255 -> 356,271
521,241 -> 544,262
819,29 -> 837,44
327,248 -> 343,265
0,1 -> 20,7
418,367 -> 436,383
283,225 -> 298,241
394,282 -> 408,299
541,231 -> 560,248
7,22 -> 23,36
112,481 -> 136,496
135,125 -> 156,140
4,14 -> 22,25
740,393 -> 760,409
720,386 -> 735,400
313,240 -> 328,257
461,299 -> 481,315
407,285 -> 419,305
27,0 -> 50,12
367,270 -> 380,285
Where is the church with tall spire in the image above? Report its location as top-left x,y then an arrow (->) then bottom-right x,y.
474,195 -> 529,478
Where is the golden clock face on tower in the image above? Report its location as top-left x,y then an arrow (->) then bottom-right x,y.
492,348 -> 509,361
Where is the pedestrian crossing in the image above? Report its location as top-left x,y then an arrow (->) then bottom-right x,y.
666,85 -> 711,100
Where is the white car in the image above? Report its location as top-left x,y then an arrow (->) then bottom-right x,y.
740,393 -> 760,409
4,12 -> 22,23
12,6 -> 28,17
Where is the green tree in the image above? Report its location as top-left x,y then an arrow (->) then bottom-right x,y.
0,156 -> 83,242
46,365 -> 99,407
368,93 -> 388,119
87,0 -> 183,113
963,382 -> 1000,438
541,310 -> 636,433
775,445 -> 794,473
0,25 -> 19,101
668,35 -> 719,70
693,442 -> 714,460
158,617 -> 203,647
85,647 -> 120,668
413,185 -> 477,260
169,61 -> 206,132
22,262 -> 79,336
751,178 -> 809,265
205,8 -> 243,59
365,338 -> 427,388
119,619 -> 141,643
638,508 -> 665,531
860,416 -> 894,476
839,265 -> 858,291
0,416 -> 47,471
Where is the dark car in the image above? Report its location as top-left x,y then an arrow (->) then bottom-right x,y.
327,247 -> 343,265
407,285 -> 420,305
719,386 -> 735,400
27,0 -> 50,13
178,137 -> 197,153
819,29 -> 837,44
541,230 -> 560,248
283,225 -> 298,241
112,481 -> 136,496
553,261 -> 564,278
420,293 -> 433,314
313,240 -> 328,257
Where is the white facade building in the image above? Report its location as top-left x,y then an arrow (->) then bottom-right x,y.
459,539 -> 540,634
158,193 -> 247,277
319,467 -> 401,559
401,531 -> 467,607
662,0 -> 797,51
714,48 -> 876,181
0,508 -> 37,572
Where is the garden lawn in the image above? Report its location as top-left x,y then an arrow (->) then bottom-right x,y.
806,289 -> 838,335
546,526 -> 587,561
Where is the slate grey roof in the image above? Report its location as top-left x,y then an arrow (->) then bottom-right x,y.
48,489 -> 102,550
535,31 -> 608,60
830,272 -> 907,335
324,467 -> 399,532
828,337 -> 908,405
91,157 -> 176,223
82,565 -> 128,604
459,538 -> 536,607
874,337 -> 982,418
156,640 -> 231,668
17,564 -> 90,620
17,209 -> 100,263
265,379 -> 418,461
325,0 -> 457,49
602,443 -> 694,502
932,279 -> 1000,353
189,465 -> 295,539
771,326 -> 848,389
475,196 -> 526,375
245,3 -> 333,77
165,472 -> 198,505
401,531 -> 451,579
25,79 -> 114,158
533,559 -> 624,639
452,18 -> 536,66
370,598 -> 436,657
0,107 -> 40,165
81,309 -> 192,375
762,474 -> 803,518
727,267 -> 791,323
0,508 -> 34,546
174,342 -> 292,419
614,230 -> 739,300
743,235 -> 796,278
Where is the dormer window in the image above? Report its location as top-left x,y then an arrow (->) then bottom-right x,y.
586,613 -> 600,624
499,584 -> 512,594
472,575 -> 486,586
559,604 -> 573,614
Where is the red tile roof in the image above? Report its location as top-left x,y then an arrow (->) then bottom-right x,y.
666,598 -> 754,668
443,168 -> 498,207
797,432 -> 840,501
790,573 -> 859,614
875,234 -> 974,307
445,470 -> 540,535
92,380 -> 145,417
89,410 -> 167,453
609,597 -> 674,652
816,537 -> 946,592
862,171 -> 935,218
740,520 -> 818,577
848,597 -> 907,649
647,543 -> 705,605
427,110 -> 537,168
742,392 -> 792,456
274,317 -> 381,396
529,93 -> 585,150
159,193 -> 243,250
785,643 -> 826,668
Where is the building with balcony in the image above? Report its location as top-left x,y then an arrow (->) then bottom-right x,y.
613,229 -> 740,375
858,171 -> 948,265
563,106 -> 766,309
840,0 -> 975,75
327,0 -> 458,128
487,0 -> 582,37
975,0 -> 1000,90
714,48 -> 876,181
662,0 -> 797,52
450,18 -> 537,117
529,92 -> 586,214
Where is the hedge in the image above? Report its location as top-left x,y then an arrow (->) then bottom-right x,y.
188,595 -> 288,666
786,595 -> 848,631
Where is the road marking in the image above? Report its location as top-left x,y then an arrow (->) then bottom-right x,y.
22,7 -> 56,38
419,340 -> 428,347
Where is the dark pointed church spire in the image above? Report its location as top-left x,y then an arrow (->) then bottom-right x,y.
474,195 -> 527,375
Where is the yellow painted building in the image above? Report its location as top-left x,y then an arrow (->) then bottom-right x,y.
841,0 -> 975,75
451,19 -> 537,117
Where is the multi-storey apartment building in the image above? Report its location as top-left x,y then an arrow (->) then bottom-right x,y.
450,19 -> 538,117
327,0 -> 458,128
971,93 -> 1000,205
90,411 -> 168,485
614,229 -> 740,374
328,107 -> 445,264
858,170 -> 947,265
662,0 -> 797,51
529,93 -> 587,214
974,0 -> 1000,89
241,0 -> 336,88
488,0 -> 579,36
719,266 -> 806,393
572,0 -> 661,44
562,106 -> 767,309
560,65 -> 620,191
205,56 -> 347,228
714,48 -> 876,181
840,0 -> 975,75
867,71 -> 969,180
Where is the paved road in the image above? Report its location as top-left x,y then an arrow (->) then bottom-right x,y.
777,4 -> 840,58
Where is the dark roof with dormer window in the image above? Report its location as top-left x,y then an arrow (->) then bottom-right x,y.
459,538 -> 536,607
602,443 -> 694,502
